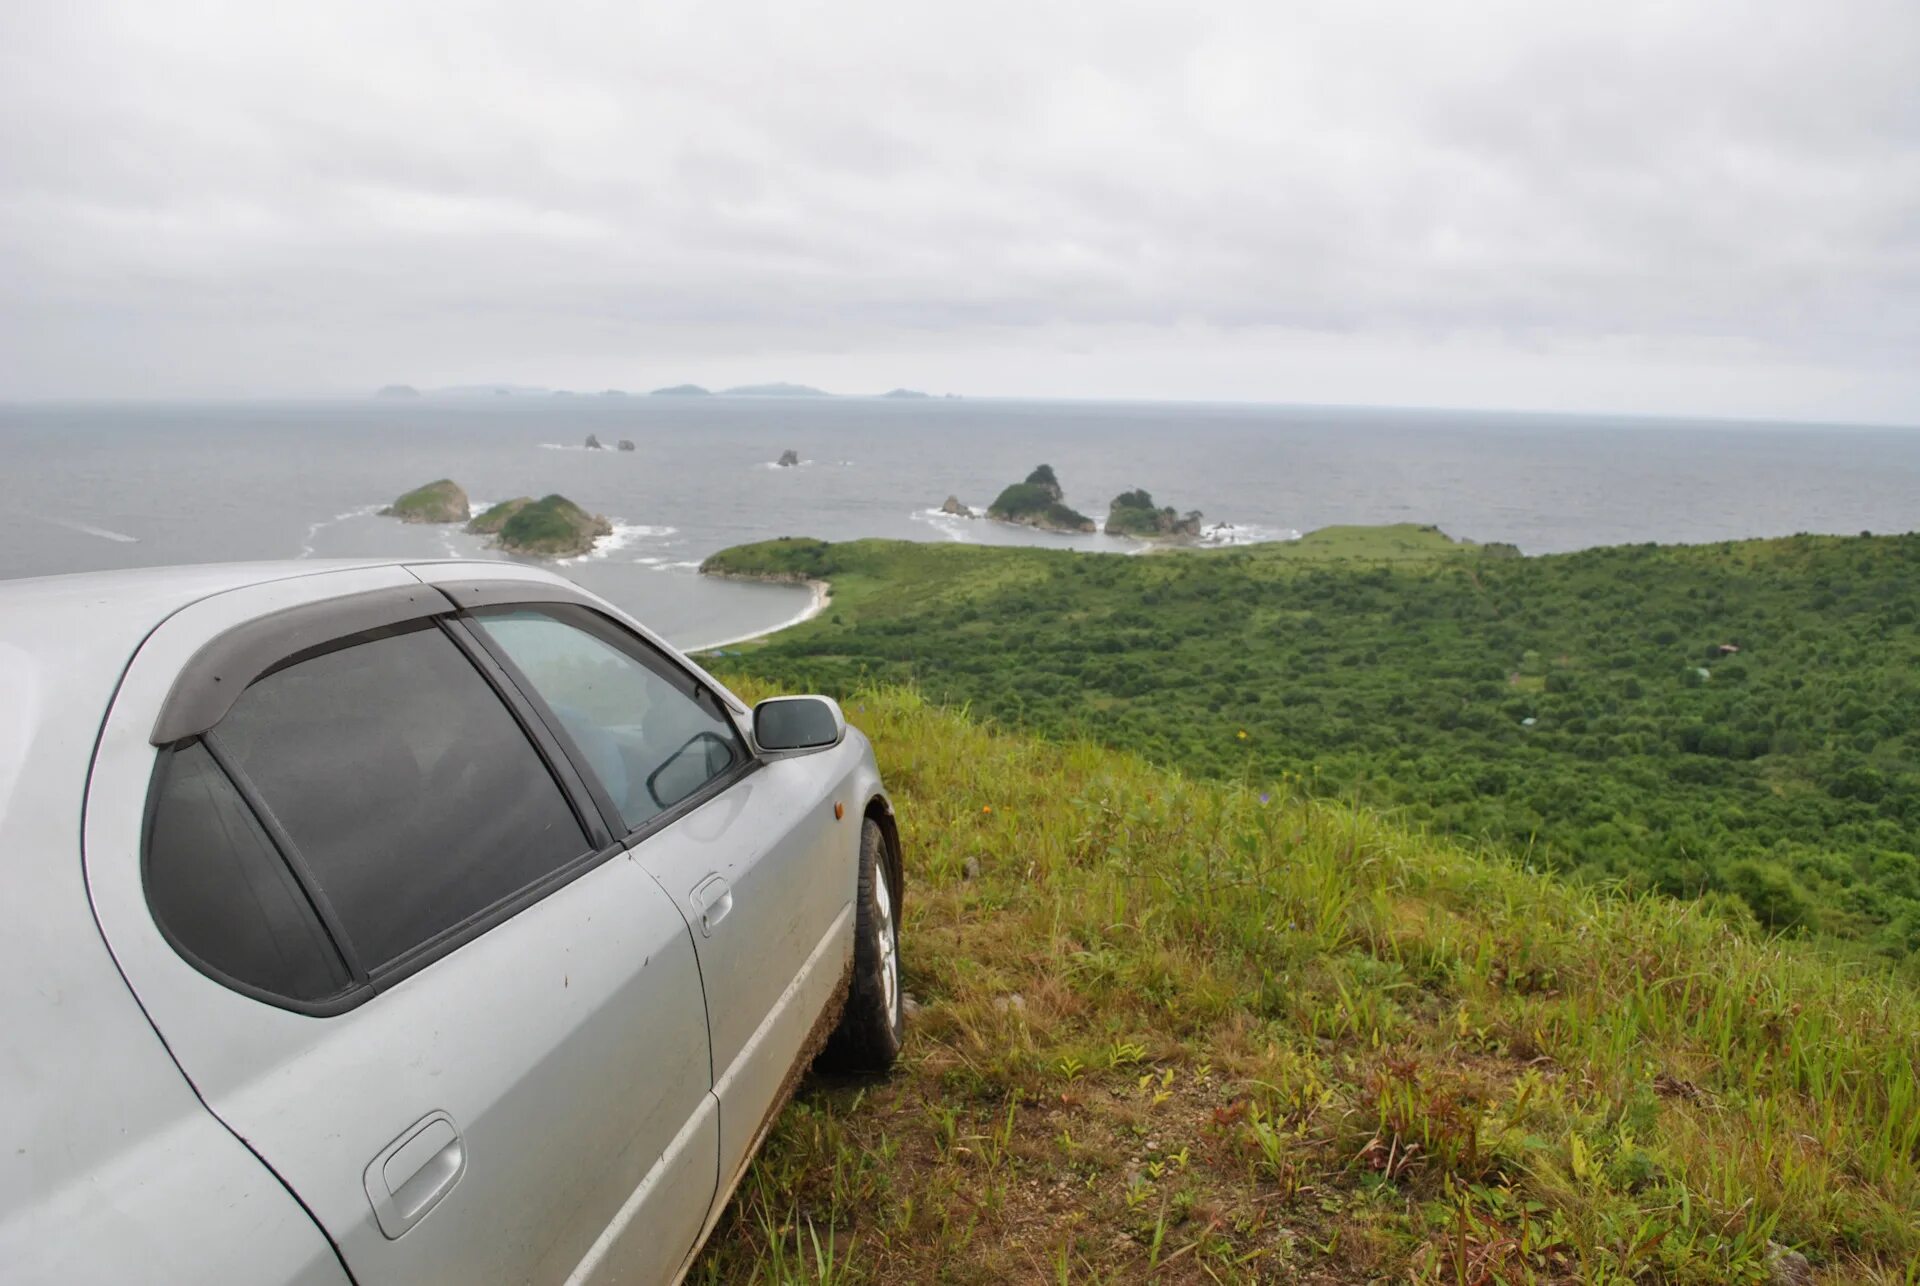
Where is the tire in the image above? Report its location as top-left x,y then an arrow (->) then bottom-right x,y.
819,818 -> 903,1072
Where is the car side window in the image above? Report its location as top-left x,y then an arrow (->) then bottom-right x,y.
210,622 -> 591,972
469,606 -> 747,833
145,742 -> 350,1003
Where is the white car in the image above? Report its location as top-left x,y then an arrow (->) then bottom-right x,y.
0,558 -> 904,1285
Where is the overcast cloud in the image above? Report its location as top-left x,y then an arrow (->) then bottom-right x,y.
1,0 -> 1916,420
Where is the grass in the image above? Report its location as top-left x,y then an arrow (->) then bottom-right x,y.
687,683 -> 1920,1284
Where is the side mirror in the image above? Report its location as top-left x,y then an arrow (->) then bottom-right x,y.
752,695 -> 846,756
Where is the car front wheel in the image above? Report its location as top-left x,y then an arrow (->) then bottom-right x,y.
818,818 -> 902,1072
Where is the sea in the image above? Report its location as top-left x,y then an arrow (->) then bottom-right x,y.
4,395 -> 1918,650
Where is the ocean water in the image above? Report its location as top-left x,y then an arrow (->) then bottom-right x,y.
3,396 -> 1918,648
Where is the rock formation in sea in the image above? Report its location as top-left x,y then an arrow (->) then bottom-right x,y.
1105,489 -> 1203,539
585,434 -> 604,450
940,495 -> 975,518
484,494 -> 612,558
381,478 -> 469,523
777,449 -> 801,467
986,464 -> 1094,533
617,439 -> 636,452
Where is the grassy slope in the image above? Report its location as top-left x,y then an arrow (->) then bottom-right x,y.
700,529 -> 1920,962
690,684 -> 1920,1284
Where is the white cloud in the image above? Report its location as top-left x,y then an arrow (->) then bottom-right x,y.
0,0 -> 1915,419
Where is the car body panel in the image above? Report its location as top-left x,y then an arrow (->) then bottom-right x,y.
0,564 -> 400,1285
625,746 -> 860,1191
82,565 -> 719,1283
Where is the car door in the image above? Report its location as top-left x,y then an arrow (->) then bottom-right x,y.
461,602 -> 856,1194
84,578 -> 719,1285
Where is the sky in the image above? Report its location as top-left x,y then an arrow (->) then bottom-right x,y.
1,0 -> 1916,422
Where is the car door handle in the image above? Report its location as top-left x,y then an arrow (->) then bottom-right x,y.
690,874 -> 733,937
364,1111 -> 466,1239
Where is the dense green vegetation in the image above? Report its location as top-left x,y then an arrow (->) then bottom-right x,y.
691,685 -> 1920,1283
467,496 -> 531,534
702,527 -> 1920,964
492,493 -> 610,556
380,477 -> 468,523
987,464 -> 1095,532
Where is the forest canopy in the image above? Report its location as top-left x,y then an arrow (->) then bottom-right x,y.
704,526 -> 1920,965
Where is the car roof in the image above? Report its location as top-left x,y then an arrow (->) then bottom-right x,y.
0,557 -> 580,875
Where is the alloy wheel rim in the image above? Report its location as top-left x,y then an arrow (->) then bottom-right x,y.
874,868 -> 899,1024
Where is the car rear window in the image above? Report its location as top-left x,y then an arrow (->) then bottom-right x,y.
211,623 -> 591,971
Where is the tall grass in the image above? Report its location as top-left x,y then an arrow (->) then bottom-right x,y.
693,685 -> 1920,1284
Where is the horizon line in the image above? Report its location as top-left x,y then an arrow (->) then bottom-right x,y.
3,388 -> 1917,433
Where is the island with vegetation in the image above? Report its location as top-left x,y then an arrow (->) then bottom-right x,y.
374,383 -> 421,399
985,463 -> 1095,533
651,383 -> 712,396
465,497 -> 530,535
1104,487 -> 1203,538
881,388 -> 929,399
471,494 -> 612,557
380,478 -> 468,523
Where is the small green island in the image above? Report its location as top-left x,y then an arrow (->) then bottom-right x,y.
380,478 -> 469,523
379,481 -> 611,557
1104,488 -> 1203,539
467,494 -> 612,557
651,384 -> 712,396
985,464 -> 1095,533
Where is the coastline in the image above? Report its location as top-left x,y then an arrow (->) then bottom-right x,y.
686,575 -> 832,652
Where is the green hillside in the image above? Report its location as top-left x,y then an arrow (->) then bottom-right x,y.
700,529 -> 1920,964
689,684 -> 1920,1283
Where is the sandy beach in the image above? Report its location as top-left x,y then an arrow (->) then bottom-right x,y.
687,577 -> 831,652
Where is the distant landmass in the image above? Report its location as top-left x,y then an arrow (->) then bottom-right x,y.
375,384 -> 420,399
882,388 -> 930,399
651,384 -> 712,396
431,384 -> 555,398
723,382 -> 829,397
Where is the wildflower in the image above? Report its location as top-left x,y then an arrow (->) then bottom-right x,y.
982,805 -> 993,814
1236,729 -> 1249,740
1259,793 -> 1271,805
